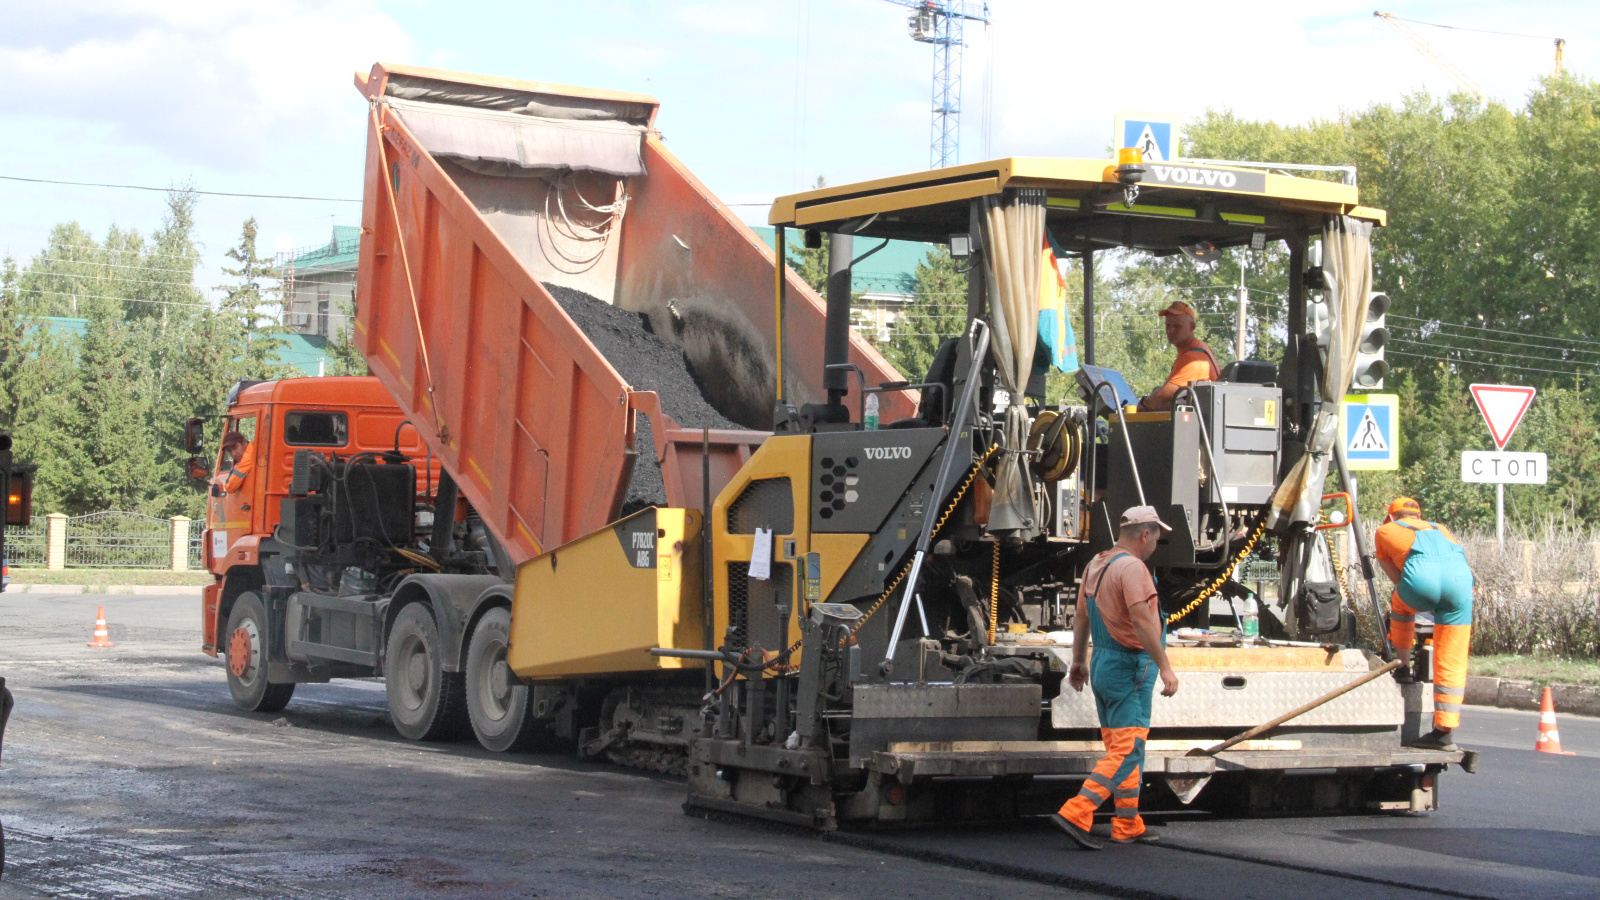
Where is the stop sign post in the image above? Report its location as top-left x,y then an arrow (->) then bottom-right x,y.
1467,384 -> 1539,545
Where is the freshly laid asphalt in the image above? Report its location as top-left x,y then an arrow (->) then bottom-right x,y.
2,592 -> 1597,899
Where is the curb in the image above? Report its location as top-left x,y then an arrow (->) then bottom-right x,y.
1466,675 -> 1600,718
6,584 -> 206,595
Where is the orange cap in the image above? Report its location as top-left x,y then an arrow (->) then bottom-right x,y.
1385,497 -> 1422,523
1158,301 -> 1197,321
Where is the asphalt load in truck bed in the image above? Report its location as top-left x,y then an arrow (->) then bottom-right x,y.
546,282 -> 746,511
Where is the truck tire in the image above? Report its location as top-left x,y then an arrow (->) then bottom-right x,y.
465,606 -> 541,752
224,592 -> 295,713
385,603 -> 467,741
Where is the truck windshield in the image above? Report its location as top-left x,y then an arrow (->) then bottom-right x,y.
284,411 -> 348,447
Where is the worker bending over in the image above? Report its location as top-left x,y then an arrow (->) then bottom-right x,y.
1053,506 -> 1181,850
212,431 -> 256,495
1139,301 -> 1219,412
1374,497 -> 1474,751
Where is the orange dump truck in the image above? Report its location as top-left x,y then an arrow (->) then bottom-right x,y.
191,63 -> 908,750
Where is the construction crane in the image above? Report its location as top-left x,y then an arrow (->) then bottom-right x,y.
882,1 -> 990,168
1374,11 -> 1568,99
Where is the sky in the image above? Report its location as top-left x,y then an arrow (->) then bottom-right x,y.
1,0 -> 1596,300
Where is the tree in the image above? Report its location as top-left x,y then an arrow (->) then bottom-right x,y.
324,298 -> 369,376
881,247 -> 967,382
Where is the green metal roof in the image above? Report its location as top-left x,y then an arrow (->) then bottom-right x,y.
21,316 -> 334,376
30,316 -> 89,339
278,225 -> 361,275
276,332 -> 334,376
750,226 -> 933,297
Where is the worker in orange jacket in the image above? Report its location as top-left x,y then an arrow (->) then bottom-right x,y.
1374,497 -> 1474,751
212,431 -> 256,495
1139,301 -> 1220,412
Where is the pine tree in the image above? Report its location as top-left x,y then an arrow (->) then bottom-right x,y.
881,247 -> 968,382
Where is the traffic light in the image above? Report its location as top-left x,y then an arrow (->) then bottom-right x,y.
0,434 -> 34,527
1351,291 -> 1390,390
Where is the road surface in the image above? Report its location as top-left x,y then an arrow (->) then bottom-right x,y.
2,592 -> 1596,899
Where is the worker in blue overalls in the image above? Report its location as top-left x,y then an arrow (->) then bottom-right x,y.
1053,506 -> 1181,849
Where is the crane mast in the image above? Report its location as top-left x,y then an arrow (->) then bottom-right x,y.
882,1 -> 990,168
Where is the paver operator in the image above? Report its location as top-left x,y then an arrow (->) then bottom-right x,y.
1053,506 -> 1181,850
1138,301 -> 1220,412
212,431 -> 255,495
1374,497 -> 1474,751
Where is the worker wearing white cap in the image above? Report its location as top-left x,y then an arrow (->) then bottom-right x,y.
1053,506 -> 1181,849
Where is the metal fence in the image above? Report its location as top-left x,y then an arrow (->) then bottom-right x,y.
4,516 -> 47,566
189,531 -> 205,569
63,511 -> 171,568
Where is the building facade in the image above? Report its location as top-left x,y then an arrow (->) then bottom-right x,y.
277,226 -> 359,341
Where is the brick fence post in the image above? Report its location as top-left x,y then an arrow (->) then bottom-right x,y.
45,512 -> 68,570
170,516 -> 190,571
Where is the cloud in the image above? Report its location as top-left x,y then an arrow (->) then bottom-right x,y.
0,0 -> 414,171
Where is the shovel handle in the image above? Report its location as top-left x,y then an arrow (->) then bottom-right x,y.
1195,659 -> 1404,757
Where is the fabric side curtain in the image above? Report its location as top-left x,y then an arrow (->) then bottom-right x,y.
980,188 -> 1047,536
1267,215 -> 1375,530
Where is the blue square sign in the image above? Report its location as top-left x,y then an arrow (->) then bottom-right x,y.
1114,110 -> 1181,163
1341,394 -> 1399,471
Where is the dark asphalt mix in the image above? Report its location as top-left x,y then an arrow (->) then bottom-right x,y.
2,593 -> 1597,900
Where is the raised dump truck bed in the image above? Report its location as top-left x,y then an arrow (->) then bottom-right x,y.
352,63 -> 912,565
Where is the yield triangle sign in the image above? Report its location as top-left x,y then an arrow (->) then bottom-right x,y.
1469,384 -> 1536,450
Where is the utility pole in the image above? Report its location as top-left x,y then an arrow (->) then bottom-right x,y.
1234,271 -> 1248,362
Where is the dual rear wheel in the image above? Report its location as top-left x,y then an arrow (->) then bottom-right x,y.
384,603 -> 541,751
226,592 -> 540,752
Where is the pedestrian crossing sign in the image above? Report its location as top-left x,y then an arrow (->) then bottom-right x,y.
1341,394 -> 1399,470
1114,110 -> 1182,163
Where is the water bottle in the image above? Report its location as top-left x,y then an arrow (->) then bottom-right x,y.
864,393 -> 879,431
1242,597 -> 1260,638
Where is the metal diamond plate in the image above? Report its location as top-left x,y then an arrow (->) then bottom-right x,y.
1051,666 -> 1404,729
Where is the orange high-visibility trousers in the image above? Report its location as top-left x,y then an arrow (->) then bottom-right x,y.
1059,726 -> 1148,841
1430,623 -> 1471,729
1390,595 -> 1473,730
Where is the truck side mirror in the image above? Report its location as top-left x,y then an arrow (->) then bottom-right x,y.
185,417 -> 206,454
185,457 -> 211,482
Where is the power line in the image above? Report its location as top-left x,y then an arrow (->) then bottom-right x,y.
1376,12 -> 1562,43
1390,347 -> 1597,379
0,174 -> 361,203
1388,310 -> 1600,350
22,259 -> 202,279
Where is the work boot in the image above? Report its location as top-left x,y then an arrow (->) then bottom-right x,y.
1409,728 -> 1457,751
1111,832 -> 1160,845
1050,813 -> 1103,850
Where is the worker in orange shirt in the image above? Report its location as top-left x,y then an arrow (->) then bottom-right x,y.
1138,301 -> 1220,412
212,431 -> 256,495
1374,497 -> 1474,751
1053,506 -> 1181,850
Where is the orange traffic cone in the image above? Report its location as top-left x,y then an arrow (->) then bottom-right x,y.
1535,685 -> 1577,755
87,605 -> 115,648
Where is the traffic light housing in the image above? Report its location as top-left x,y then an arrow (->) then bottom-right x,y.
0,434 -> 34,527
1351,291 -> 1390,390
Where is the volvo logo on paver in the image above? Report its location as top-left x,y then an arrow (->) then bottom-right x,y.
1146,165 -> 1266,194
865,446 -> 912,460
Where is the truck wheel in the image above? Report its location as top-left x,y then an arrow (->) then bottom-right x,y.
224,592 -> 295,713
465,606 -> 541,752
385,603 -> 467,741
